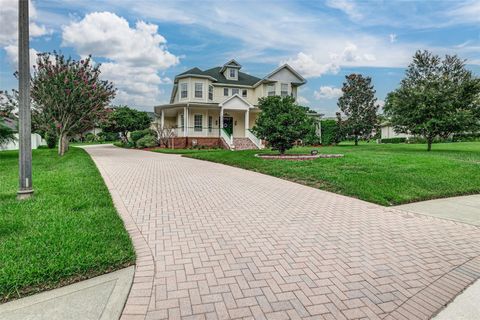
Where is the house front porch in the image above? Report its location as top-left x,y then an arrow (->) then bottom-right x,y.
154,97 -> 264,149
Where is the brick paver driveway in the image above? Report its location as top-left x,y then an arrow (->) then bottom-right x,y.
85,145 -> 480,320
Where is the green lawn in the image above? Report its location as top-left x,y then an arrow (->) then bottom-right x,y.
154,142 -> 480,206
0,148 -> 135,302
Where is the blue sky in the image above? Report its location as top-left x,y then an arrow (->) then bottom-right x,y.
1,0 -> 479,116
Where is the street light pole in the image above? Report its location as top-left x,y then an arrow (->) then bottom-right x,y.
17,0 -> 33,200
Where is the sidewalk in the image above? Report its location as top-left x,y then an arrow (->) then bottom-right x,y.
0,266 -> 134,320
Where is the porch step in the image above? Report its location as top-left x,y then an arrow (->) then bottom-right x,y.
233,138 -> 258,150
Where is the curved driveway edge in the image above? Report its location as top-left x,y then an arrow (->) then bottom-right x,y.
85,145 -> 480,320
83,145 -> 155,320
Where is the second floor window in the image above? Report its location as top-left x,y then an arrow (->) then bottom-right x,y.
281,83 -> 288,97
208,85 -> 213,100
232,88 -> 239,95
224,88 -> 229,96
242,89 -> 247,97
195,83 -> 203,98
180,83 -> 188,98
267,84 -> 275,96
194,114 -> 203,131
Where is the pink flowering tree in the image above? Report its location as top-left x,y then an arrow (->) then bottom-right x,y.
31,52 -> 116,155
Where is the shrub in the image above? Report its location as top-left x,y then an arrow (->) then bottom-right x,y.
98,131 -> 119,141
113,141 -> 134,148
381,137 -> 407,144
85,133 -> 97,142
136,134 -> 157,148
320,120 -> 340,145
0,123 -> 16,146
45,131 -> 56,148
452,132 -> 480,142
130,129 -> 154,144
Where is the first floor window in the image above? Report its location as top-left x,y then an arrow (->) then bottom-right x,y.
208,116 -> 213,132
224,88 -> 229,96
281,83 -> 288,97
208,85 -> 213,100
194,114 -> 203,132
180,83 -> 188,98
180,114 -> 185,129
242,89 -> 247,97
232,88 -> 239,95
267,84 -> 275,96
195,83 -> 203,98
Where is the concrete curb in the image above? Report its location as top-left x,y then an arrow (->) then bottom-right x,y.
0,267 -> 134,320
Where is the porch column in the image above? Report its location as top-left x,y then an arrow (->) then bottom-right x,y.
160,109 -> 164,129
183,106 -> 188,137
245,109 -> 250,131
220,107 -> 224,135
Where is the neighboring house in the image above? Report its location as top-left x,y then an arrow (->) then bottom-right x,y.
380,122 -> 414,140
154,60 -> 306,150
0,116 -> 46,151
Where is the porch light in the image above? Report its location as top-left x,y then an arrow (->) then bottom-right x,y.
234,121 -> 237,126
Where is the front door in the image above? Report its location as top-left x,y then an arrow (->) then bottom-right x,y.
223,116 -> 233,135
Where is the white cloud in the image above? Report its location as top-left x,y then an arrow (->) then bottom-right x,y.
325,0 -> 362,20
296,96 -> 310,105
314,86 -> 343,100
389,33 -> 397,43
0,0 -> 50,46
61,12 -> 179,108
284,52 -> 339,78
448,1 -> 480,24
4,45 -> 39,71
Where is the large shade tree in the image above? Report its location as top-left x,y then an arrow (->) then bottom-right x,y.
337,74 -> 379,145
252,96 -> 315,154
31,52 -> 116,155
384,50 -> 480,151
101,106 -> 151,143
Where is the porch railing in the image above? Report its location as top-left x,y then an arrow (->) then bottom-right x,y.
246,129 -> 264,149
173,127 -> 221,137
220,128 -> 234,149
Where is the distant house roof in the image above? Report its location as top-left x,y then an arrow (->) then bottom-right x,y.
175,66 -> 262,86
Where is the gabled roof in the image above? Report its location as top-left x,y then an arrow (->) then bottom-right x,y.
220,59 -> 242,72
203,67 -> 261,86
219,94 -> 253,108
262,64 -> 307,85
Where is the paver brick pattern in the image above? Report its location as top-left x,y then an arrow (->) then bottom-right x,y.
85,145 -> 480,320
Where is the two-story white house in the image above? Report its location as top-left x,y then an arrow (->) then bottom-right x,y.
154,60 -> 306,150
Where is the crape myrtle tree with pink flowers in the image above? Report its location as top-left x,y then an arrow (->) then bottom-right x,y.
31,52 -> 116,155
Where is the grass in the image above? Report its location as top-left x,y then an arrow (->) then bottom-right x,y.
0,147 -> 135,302
154,142 -> 480,206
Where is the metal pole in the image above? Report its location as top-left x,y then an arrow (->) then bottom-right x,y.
17,0 -> 33,199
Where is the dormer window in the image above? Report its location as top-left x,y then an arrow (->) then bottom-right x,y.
229,68 -> 236,78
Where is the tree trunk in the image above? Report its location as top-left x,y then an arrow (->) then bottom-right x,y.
354,136 -> 358,146
58,132 -> 69,156
427,138 -> 432,151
